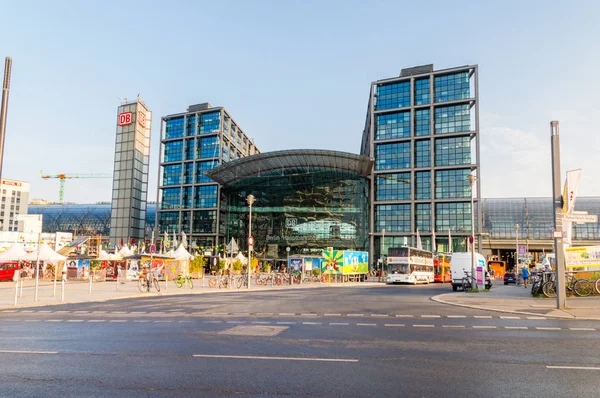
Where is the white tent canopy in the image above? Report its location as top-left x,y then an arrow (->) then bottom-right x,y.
22,243 -> 67,262
118,246 -> 132,256
0,243 -> 29,261
99,251 -> 122,261
173,243 -> 193,260
236,252 -> 248,265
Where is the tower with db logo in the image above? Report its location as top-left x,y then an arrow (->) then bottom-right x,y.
110,97 -> 152,246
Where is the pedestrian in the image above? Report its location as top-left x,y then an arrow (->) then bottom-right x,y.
522,266 -> 529,288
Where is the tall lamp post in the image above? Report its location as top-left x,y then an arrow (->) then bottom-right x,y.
246,194 -> 255,290
515,223 -> 520,276
380,228 -> 385,276
467,174 -> 480,290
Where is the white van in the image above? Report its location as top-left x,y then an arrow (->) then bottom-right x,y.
450,252 -> 489,291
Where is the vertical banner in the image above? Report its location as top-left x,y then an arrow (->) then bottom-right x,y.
563,169 -> 581,215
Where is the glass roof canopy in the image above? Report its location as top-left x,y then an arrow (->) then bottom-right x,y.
205,149 -> 373,188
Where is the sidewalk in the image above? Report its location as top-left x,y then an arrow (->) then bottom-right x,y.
0,278 -> 384,310
432,284 -> 600,320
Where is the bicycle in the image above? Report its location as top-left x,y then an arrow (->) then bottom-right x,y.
595,277 -> 600,295
462,271 -> 473,292
237,274 -> 248,289
174,274 -> 193,289
138,270 -> 160,293
542,273 -> 593,297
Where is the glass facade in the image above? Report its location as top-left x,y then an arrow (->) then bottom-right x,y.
434,72 -> 470,103
376,81 -> 410,110
435,104 -> 471,134
415,109 -> 430,136
375,142 -> 410,170
415,171 -> 431,200
435,169 -> 471,199
414,140 -> 430,168
414,78 -> 430,105
415,203 -> 431,232
376,204 -> 411,233
435,136 -> 471,166
376,112 -> 410,140
376,173 -> 411,201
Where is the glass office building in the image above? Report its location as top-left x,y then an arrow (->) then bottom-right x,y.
205,150 -> 371,259
157,103 -> 259,249
361,64 -> 480,259
109,99 -> 152,246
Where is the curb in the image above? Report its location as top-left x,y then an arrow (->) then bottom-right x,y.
430,294 -> 600,321
0,281 -> 388,311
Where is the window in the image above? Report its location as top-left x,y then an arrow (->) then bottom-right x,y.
435,72 -> 470,103
415,171 -> 431,200
199,136 -> 220,159
376,112 -> 410,140
192,210 -> 216,233
185,139 -> 196,160
415,203 -> 431,232
194,185 -> 217,208
199,112 -> 220,134
436,202 -> 472,233
415,109 -> 430,136
375,142 -> 410,170
162,164 -> 182,186
183,163 -> 194,184
376,173 -> 411,201
376,81 -> 410,110
435,136 -> 471,166
435,169 -> 471,199
435,104 -> 470,134
158,211 -> 179,233
376,204 -> 411,233
414,140 -> 430,168
165,117 -> 184,139
164,140 -> 183,162
414,78 -> 430,105
182,187 -> 193,209
161,188 -> 181,210
196,160 -> 219,183
186,115 -> 197,136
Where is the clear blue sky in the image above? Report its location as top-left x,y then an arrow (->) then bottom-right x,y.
1,0 -> 599,203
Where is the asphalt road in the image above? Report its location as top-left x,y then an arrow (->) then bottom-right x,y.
1,284 -> 600,397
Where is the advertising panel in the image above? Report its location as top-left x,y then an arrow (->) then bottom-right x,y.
342,251 -> 369,274
304,257 -> 321,271
288,258 -> 303,272
322,250 -> 343,274
564,246 -> 600,269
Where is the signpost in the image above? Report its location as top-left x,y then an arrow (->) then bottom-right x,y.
560,214 -> 598,224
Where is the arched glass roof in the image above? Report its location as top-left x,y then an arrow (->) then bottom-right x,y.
205,149 -> 373,188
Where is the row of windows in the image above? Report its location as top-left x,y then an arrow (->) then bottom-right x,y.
375,106 -> 471,139
160,185 -> 218,210
158,210 -> 217,234
374,138 -> 472,170
375,169 -> 472,201
376,173 -> 411,201
435,104 -> 471,134
375,202 -> 473,233
415,109 -> 430,136
164,137 -> 220,162
375,72 -> 472,110
376,112 -> 410,140
164,112 -> 222,139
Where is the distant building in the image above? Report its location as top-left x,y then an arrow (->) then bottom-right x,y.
156,103 -> 259,249
0,178 -> 29,232
109,98 -> 152,246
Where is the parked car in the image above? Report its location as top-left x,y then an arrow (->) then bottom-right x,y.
504,272 -> 516,285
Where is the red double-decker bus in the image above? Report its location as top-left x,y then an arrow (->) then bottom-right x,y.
433,254 -> 451,283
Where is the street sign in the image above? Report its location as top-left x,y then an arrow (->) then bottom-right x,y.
553,231 -> 563,239
560,214 -> 598,223
286,247 -> 290,252
518,245 -> 527,255
248,236 -> 254,246
150,244 -> 156,254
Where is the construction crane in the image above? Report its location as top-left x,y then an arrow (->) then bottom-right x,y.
40,171 -> 112,203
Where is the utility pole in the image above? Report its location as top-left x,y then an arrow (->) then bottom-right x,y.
550,121 -> 566,310
0,57 -> 12,183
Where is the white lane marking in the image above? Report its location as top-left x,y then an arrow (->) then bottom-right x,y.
413,325 -> 435,328
279,313 -> 295,316
546,366 -> 600,371
1,310 -> 17,313
300,313 -> 317,316
226,321 -> 246,324
154,321 -> 173,323
442,325 -> 466,328
37,310 -> 52,313
473,316 -> 493,319
251,321 -> 271,324
0,350 -> 58,355
396,315 -> 414,318
256,313 -> 273,316
446,315 -> 466,318
203,321 -> 222,324
87,320 -> 106,323
67,320 -> 84,323
505,326 -> 528,330
473,326 -> 497,329
25,320 -> 40,323
384,324 -> 405,327
536,327 -> 561,331
347,314 -> 364,317
277,322 -> 296,325
133,320 -> 150,323
110,320 -> 127,323
324,313 -> 341,316
357,323 -> 377,326
110,311 -> 127,314
46,320 -> 63,322
73,311 -> 90,314
302,322 -> 322,325
210,313 -> 229,316
371,314 -> 388,317
192,354 -> 358,363
21,310 -> 34,313
421,315 -> 441,318
569,328 -> 596,331
178,321 -> 195,323
330,323 -> 349,326
231,313 -> 250,316
527,317 -> 547,320
130,311 -> 147,314
500,316 -> 520,319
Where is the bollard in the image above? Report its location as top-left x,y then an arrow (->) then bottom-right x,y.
116,269 -> 119,291
89,272 -> 93,295
61,278 -> 65,302
19,277 -> 23,298
165,273 -> 168,291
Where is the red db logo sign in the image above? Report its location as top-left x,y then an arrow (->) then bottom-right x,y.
118,112 -> 133,126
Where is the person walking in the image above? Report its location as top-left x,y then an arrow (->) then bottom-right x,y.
522,266 -> 529,288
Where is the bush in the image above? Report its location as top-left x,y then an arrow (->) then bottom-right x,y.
189,256 -> 206,273
232,259 -> 242,272
312,268 -> 322,277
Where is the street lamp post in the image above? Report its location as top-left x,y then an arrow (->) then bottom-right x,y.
515,223 -> 520,277
381,228 -> 385,277
246,194 -> 255,290
467,174 -> 480,290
